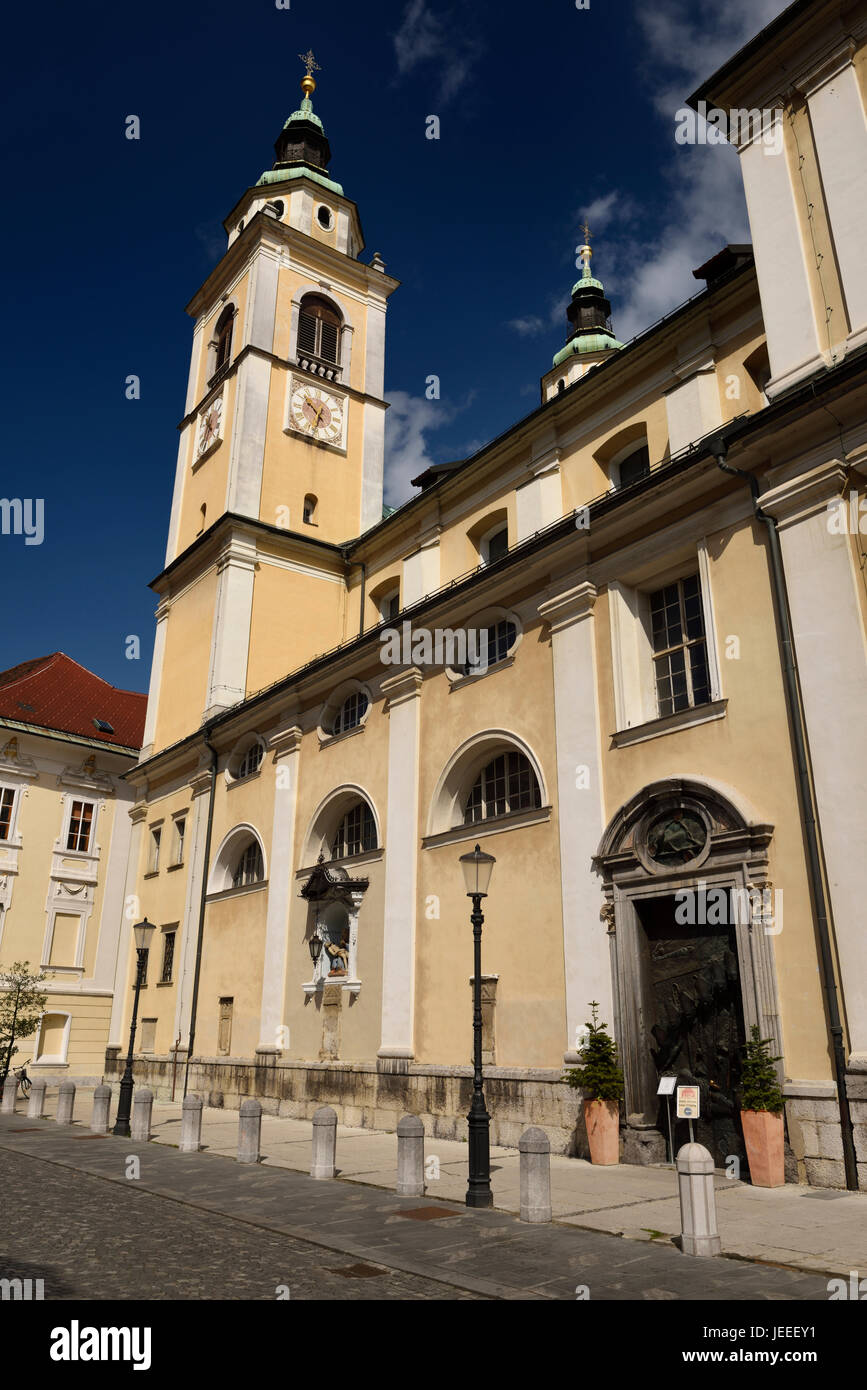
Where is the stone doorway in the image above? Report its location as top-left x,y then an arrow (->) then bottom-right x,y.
635,895 -> 746,1170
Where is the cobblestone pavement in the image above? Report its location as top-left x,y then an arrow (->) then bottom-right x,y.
1,1148 -> 476,1301
0,1116 -> 832,1301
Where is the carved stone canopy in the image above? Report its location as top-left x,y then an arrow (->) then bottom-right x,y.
301,859 -> 369,902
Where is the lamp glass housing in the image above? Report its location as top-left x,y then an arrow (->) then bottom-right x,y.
308,934 -> 323,964
459,843 -> 496,897
133,918 -> 156,952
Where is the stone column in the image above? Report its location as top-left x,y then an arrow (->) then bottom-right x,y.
311,1105 -> 337,1179
519,1126 -> 552,1223
56,1080 -> 76,1125
203,535 -> 257,718
677,1142 -> 721,1257
91,1084 -> 112,1133
538,583 -> 610,1061
28,1078 -> 46,1119
180,1094 -> 203,1152
172,762 -> 215,1055
736,112 -> 825,395
140,598 -> 171,759
256,725 -> 302,1056
131,1089 -> 153,1142
107,803 -> 148,1051
805,55 -> 867,352
759,459 -> 867,1064
238,1098 -> 262,1164
378,668 -> 423,1067
396,1114 -> 425,1196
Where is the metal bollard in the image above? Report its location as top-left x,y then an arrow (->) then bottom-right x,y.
677,1142 -> 722,1256
91,1084 -> 112,1133
131,1088 -> 154,1143
55,1080 -> 76,1125
238,1098 -> 262,1164
519,1126 -> 552,1223
1,1075 -> 17,1114
180,1093 -> 203,1152
396,1114 -> 425,1196
310,1105 -> 337,1179
28,1077 -> 47,1119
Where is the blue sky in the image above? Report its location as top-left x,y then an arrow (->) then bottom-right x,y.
0,0 -> 786,692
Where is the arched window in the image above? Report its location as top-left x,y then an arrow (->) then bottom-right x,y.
197,503 -> 207,536
618,442 -> 651,488
214,306 -> 234,374
463,618 -> 517,675
303,494 -> 318,524
332,691 -> 368,736
236,741 -> 264,780
557,378 -> 566,394
331,801 -> 376,859
481,525 -> 508,566
232,840 -> 264,888
298,295 -> 341,365
464,751 -> 541,825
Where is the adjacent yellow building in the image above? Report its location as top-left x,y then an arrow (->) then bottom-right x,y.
109,1 -> 867,1188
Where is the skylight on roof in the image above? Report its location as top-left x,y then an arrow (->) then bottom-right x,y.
93,718 -> 115,733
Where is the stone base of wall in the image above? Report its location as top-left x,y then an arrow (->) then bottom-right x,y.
784,1075 -> 867,1190
103,1052 -> 586,1153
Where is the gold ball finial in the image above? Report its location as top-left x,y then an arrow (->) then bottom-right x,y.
299,48 -> 321,100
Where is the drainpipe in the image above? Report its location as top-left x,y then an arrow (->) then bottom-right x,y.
708,430 -> 858,1190
183,731 -> 218,1099
341,551 -> 367,638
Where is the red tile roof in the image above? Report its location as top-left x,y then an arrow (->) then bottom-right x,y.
0,653 -> 147,750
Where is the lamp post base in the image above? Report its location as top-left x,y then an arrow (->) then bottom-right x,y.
466,1101 -> 493,1207
112,1076 -> 134,1138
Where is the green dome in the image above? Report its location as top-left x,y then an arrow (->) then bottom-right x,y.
283,95 -> 324,132
552,330 -> 622,367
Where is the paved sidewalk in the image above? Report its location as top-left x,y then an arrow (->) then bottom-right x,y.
0,1111 -> 830,1301
14,1086 -> 867,1281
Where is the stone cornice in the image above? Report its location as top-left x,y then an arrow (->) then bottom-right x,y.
381,667 -> 424,710
758,458 -> 847,525
269,724 -> 303,759
538,581 -> 598,631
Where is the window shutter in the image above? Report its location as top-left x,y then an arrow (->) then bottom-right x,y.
298,311 -> 318,355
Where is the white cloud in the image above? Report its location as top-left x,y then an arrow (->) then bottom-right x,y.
383,390 -> 458,507
507,315 -> 547,337
392,0 -> 483,105
596,0 -> 791,341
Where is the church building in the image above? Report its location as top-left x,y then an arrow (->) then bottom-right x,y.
112,0 -> 867,1189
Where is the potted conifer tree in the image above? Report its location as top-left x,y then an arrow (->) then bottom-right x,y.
563,1002 -> 624,1165
739,1025 -> 785,1187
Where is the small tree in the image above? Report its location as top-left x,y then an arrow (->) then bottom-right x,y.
740,1025 -> 784,1114
563,1001 -> 624,1102
0,962 -> 47,1087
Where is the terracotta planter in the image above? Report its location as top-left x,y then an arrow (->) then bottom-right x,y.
742,1109 -> 785,1187
583,1098 -> 620,1165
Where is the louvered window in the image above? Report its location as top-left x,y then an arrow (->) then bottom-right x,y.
297,296 -> 341,365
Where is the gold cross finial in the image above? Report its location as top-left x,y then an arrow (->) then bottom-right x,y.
299,49 -> 321,98
582,221 -> 593,245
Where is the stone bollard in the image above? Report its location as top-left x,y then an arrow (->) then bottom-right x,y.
677,1142 -> 722,1257
180,1093 -> 203,1153
396,1114 -> 425,1197
1,1074 -> 17,1114
131,1089 -> 154,1143
55,1080 -> 76,1125
91,1084 -> 112,1133
310,1105 -> 337,1180
28,1078 -> 47,1119
238,1098 -> 262,1164
519,1126 -> 552,1223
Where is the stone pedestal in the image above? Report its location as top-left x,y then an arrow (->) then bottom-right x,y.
91,1084 -> 112,1133
677,1142 -> 721,1256
180,1094 -> 203,1152
131,1089 -> 154,1142
56,1080 -> 76,1126
238,1098 -> 262,1164
519,1126 -> 552,1223
311,1104 -> 337,1179
396,1114 -> 425,1196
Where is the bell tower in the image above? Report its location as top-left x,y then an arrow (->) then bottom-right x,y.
542,228 -> 622,401
141,55 -> 399,758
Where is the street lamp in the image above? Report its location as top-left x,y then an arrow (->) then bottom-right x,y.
308,933 -> 323,967
459,843 -> 496,1208
112,917 -> 156,1137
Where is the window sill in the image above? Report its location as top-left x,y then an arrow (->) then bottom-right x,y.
303,977 -> 362,997
167,861 -> 184,872
317,723 -> 366,749
143,870 -> 159,880
610,697 -> 727,747
156,980 -> 173,988
447,654 -> 516,689
227,771 -> 262,790
422,805 -> 551,850
206,880 -> 269,904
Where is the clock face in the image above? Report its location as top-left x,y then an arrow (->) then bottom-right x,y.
290,384 -> 345,445
198,396 -> 223,455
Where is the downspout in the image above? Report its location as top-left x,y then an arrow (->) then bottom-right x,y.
342,551 -> 367,638
183,731 -> 218,1099
709,432 -> 858,1190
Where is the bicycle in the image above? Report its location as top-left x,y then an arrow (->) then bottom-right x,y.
12,1060 -> 31,1097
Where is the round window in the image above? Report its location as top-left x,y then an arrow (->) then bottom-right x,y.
646,810 -> 708,866
317,205 -> 334,230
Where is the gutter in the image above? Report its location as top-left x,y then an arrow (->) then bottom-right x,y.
182,731 -> 219,1099
707,426 -> 858,1190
